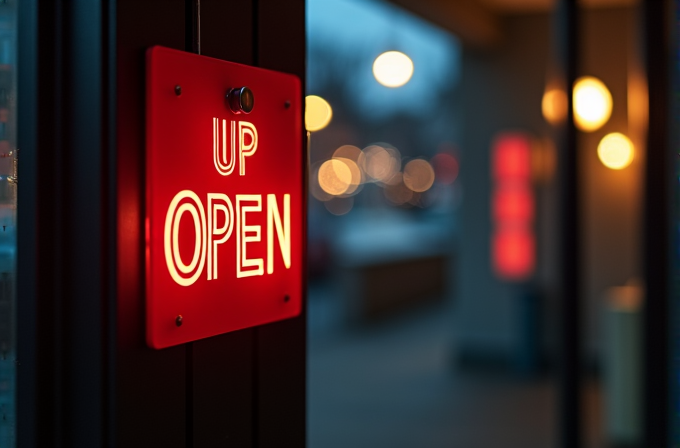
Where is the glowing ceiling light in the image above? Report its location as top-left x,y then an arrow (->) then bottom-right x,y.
305,95 -> 333,132
372,51 -> 414,88
573,76 -> 612,132
597,132 -> 634,170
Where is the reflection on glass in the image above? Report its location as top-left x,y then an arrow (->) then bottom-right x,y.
597,132 -> 634,170
541,87 -> 567,125
402,159 -> 435,192
305,95 -> 333,132
307,1 -> 462,446
318,159 -> 352,195
372,51 -> 414,88
573,76 -> 612,132
0,1 -> 16,447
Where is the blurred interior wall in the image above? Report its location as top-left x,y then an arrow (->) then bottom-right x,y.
456,6 -> 643,370
457,13 -> 553,367
580,6 -> 643,369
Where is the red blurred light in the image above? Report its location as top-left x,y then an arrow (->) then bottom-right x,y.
492,134 -> 531,182
491,132 -> 535,281
492,184 -> 534,223
431,152 -> 459,185
492,227 -> 535,280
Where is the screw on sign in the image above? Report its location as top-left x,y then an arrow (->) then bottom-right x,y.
146,46 -> 303,349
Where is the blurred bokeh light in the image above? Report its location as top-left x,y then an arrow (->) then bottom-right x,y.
372,51 -> 414,88
542,87 -> 567,125
403,159 -> 435,192
491,133 -> 535,281
431,152 -> 459,185
324,196 -> 354,215
333,145 -> 363,164
334,157 -> 362,195
359,144 -> 401,182
383,173 -> 414,205
531,137 -> 557,184
318,159 -> 352,195
492,135 -> 531,181
492,185 -> 534,223
306,95 -> 333,131
573,76 -> 612,132
492,228 -> 535,280
598,132 -> 634,170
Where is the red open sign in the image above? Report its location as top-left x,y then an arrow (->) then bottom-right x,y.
146,46 -> 304,349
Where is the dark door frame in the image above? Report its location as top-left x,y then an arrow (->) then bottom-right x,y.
17,1 -> 307,446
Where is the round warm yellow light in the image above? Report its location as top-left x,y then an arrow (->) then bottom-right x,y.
333,145 -> 363,164
542,88 -> 567,125
318,159 -> 351,195
403,159 -> 435,192
597,133 -> 634,170
333,157 -> 362,195
373,51 -> 414,88
573,77 -> 612,132
305,95 -> 333,132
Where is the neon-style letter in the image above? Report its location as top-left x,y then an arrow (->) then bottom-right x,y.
236,195 -> 264,278
164,190 -> 207,286
213,118 -> 236,176
267,194 -> 291,274
238,122 -> 258,176
207,193 -> 234,280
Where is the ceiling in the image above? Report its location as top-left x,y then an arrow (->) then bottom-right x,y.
479,0 -> 637,13
388,0 -> 639,48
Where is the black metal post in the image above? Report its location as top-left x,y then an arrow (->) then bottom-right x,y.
643,1 -> 671,446
17,0 -> 115,445
556,1 -> 581,447
185,0 -> 200,55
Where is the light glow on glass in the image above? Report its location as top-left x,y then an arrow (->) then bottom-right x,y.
403,159 -> 435,193
542,88 -> 567,125
305,95 -> 333,131
318,159 -> 352,195
373,51 -> 414,88
491,133 -> 535,281
359,145 -> 399,182
573,76 -> 612,132
598,132 -> 634,170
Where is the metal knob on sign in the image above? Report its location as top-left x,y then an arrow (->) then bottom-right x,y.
227,86 -> 254,114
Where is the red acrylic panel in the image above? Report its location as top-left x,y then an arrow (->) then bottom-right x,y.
146,46 -> 303,349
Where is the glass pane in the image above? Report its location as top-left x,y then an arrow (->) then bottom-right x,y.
307,1 -> 649,447
0,0 -> 17,446
306,1 -> 556,447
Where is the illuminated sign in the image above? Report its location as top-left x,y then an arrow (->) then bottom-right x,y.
146,46 -> 303,349
491,133 -> 535,280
